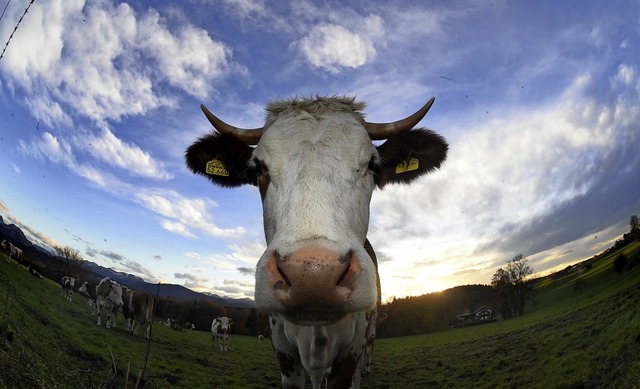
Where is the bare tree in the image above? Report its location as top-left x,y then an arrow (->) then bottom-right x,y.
491,253 -> 534,318
630,215 -> 640,242
54,245 -> 85,282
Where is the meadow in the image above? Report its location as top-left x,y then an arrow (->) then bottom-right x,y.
1,242 -> 639,388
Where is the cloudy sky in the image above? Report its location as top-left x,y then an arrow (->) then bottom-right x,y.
1,0 -> 638,302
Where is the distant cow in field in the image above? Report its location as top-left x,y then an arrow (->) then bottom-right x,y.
211,317 -> 234,351
95,277 -> 124,329
182,322 -> 195,332
123,289 -> 155,339
27,266 -> 43,280
61,276 -> 75,301
1,240 -> 10,261
1,239 -> 22,265
78,281 -> 97,313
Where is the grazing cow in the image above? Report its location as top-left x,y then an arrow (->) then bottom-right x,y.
1,240 -> 22,265
186,96 -> 447,388
182,321 -> 195,332
211,317 -> 234,351
122,289 -> 155,339
95,277 -> 124,329
27,266 -> 43,280
78,281 -> 97,313
61,276 -> 75,301
1,240 -> 10,262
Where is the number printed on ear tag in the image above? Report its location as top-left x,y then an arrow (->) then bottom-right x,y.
395,158 -> 419,174
206,159 -> 230,176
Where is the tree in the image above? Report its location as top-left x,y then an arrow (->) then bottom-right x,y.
630,215 -> 640,242
54,245 -> 85,282
491,253 -> 534,318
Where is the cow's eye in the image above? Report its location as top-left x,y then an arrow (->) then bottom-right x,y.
256,159 -> 270,179
368,155 -> 380,174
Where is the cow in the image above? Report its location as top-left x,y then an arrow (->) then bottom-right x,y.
211,317 -> 234,352
186,96 -> 448,388
78,281 -> 97,313
1,239 -> 22,265
95,277 -> 124,329
1,239 -> 10,262
61,276 -> 75,301
182,322 -> 195,332
27,266 -> 43,280
122,290 -> 155,339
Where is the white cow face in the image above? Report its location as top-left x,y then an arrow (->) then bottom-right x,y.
186,96 -> 448,325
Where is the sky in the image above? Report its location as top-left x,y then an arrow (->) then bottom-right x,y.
1,0 -> 639,302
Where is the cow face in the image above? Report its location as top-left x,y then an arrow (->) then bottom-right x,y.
186,96 -> 447,325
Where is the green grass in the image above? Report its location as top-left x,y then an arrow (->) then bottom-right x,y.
1,243 -> 639,388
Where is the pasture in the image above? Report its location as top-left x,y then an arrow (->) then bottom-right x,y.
1,242 -> 639,388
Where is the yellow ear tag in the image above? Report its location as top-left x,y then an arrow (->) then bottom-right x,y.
395,157 -> 419,174
206,159 -> 230,176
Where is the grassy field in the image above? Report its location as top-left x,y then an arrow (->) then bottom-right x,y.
1,242 -> 639,388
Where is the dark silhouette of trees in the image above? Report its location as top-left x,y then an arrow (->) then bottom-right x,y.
54,245 -> 86,282
491,253 -> 534,319
630,215 -> 640,242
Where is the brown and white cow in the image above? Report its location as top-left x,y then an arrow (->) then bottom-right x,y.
95,277 -> 124,329
123,289 -> 155,339
186,96 -> 447,388
61,276 -> 75,301
78,281 -> 98,312
1,239 -> 22,265
211,316 -> 234,351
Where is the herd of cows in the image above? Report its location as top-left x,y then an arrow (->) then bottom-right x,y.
61,275 -> 235,345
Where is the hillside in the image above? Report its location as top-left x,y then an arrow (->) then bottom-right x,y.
0,217 -> 253,309
1,241 -> 638,388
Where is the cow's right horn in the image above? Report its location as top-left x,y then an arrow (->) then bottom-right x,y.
364,97 -> 435,140
201,104 -> 263,145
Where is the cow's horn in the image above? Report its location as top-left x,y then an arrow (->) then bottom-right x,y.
364,97 -> 435,140
201,104 -> 263,145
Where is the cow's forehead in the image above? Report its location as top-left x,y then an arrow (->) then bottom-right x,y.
254,110 -> 374,166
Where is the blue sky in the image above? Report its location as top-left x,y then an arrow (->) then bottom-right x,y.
1,0 -> 639,302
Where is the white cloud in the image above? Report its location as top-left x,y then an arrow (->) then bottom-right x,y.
1,0 -> 233,128
74,126 -> 172,180
136,189 -> 245,238
297,15 -> 384,72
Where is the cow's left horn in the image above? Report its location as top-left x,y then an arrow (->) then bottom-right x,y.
364,97 -> 435,140
201,104 -> 263,145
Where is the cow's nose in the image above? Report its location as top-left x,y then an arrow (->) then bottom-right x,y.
267,246 -> 360,315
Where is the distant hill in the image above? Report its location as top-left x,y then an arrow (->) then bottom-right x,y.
82,261 -> 254,308
0,217 -> 254,309
0,215 -> 32,247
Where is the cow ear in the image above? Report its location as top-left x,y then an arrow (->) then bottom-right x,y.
185,133 -> 259,187
374,129 -> 448,189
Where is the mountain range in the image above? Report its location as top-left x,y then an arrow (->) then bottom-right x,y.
0,215 -> 254,309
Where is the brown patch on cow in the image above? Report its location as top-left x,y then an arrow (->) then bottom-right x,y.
327,354 -> 358,389
276,351 -> 298,378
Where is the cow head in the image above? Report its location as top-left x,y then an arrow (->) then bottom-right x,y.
186,96 -> 447,325
214,317 -> 234,334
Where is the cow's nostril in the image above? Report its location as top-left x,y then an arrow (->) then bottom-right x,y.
274,250 -> 291,288
336,252 -> 352,286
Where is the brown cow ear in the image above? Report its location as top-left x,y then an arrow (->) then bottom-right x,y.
185,133 -> 259,187
374,129 -> 448,189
